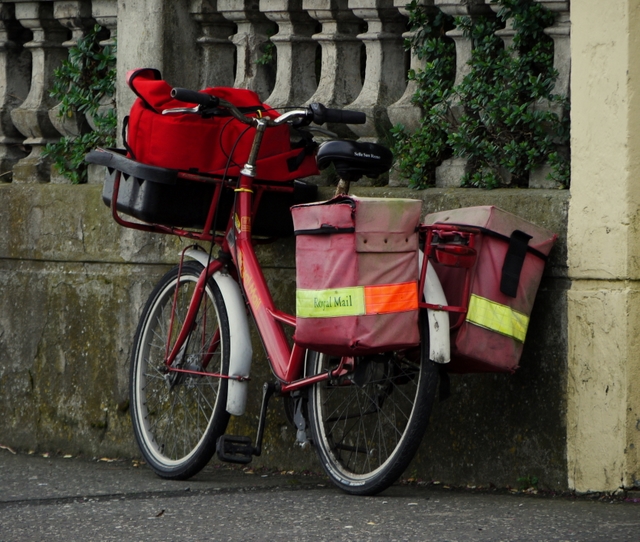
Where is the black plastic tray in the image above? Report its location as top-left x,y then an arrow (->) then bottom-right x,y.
86,148 -> 317,236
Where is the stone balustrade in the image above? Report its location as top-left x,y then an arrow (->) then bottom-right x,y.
0,0 -> 569,186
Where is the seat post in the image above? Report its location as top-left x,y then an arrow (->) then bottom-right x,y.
334,178 -> 351,196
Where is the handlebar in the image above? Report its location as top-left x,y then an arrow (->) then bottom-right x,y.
308,103 -> 365,125
171,88 -> 220,108
168,87 -> 366,127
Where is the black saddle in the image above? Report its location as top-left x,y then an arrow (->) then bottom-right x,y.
316,140 -> 393,182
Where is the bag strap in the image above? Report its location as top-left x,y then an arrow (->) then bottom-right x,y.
122,115 -> 135,159
294,225 -> 355,236
443,223 -> 548,262
500,229 -> 533,298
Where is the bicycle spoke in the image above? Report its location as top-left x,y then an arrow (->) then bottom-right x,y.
130,263 -> 230,478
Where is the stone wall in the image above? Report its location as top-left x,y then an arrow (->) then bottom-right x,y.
0,182 -> 569,489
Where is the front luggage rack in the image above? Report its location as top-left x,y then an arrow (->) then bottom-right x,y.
87,148 -> 229,242
86,148 -> 317,242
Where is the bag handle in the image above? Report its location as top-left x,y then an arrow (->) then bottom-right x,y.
126,68 -> 163,111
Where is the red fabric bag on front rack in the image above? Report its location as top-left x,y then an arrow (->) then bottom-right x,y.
424,206 -> 556,373
292,196 -> 422,357
124,68 -> 319,181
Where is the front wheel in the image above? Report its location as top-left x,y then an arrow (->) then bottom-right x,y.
130,261 -> 231,480
306,320 -> 438,495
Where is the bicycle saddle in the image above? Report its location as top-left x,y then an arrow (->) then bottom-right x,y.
316,140 -> 393,182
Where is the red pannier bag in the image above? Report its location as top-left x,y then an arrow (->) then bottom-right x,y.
424,206 -> 557,373
292,196 -> 422,356
124,68 -> 318,181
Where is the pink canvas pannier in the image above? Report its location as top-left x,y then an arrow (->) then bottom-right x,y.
424,206 -> 557,373
292,196 -> 422,356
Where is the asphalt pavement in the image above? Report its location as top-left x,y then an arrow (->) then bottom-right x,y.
1,447 -> 639,541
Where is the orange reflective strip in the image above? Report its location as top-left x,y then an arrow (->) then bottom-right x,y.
364,281 -> 418,315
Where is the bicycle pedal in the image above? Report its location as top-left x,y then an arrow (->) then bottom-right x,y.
217,435 -> 255,464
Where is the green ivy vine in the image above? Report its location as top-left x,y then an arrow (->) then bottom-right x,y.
391,0 -> 569,189
44,25 -> 116,184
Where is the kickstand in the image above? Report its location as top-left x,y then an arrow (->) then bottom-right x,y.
253,382 -> 276,457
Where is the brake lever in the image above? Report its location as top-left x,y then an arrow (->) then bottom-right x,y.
162,106 -> 201,115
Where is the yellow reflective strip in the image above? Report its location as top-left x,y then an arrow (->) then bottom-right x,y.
466,294 -> 529,342
296,287 -> 366,318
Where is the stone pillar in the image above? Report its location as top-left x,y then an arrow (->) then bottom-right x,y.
303,0 -> 362,109
261,0 -> 318,108
188,0 -> 236,88
529,0 -> 570,188
433,0 -> 492,187
345,0 -> 407,141
0,5 -> 31,183
567,0 -> 640,492
218,0 -> 277,100
10,2 -> 68,184
116,0 -> 200,146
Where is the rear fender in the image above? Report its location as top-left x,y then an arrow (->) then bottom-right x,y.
419,250 -> 450,364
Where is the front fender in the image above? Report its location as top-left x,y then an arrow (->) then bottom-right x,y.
184,249 -> 253,416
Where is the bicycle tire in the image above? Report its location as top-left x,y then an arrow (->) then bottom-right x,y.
306,318 -> 438,495
130,261 -> 230,480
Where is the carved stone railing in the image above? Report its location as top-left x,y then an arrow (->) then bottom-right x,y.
9,2 -> 68,183
0,0 -> 569,186
0,4 -> 31,182
529,0 -> 569,188
432,0 -> 493,187
47,1 -> 95,183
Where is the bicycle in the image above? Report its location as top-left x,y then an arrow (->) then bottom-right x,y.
87,81 -> 473,496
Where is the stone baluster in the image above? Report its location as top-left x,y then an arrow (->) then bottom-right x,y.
529,0 -> 569,188
218,0 -> 277,100
345,0 -> 407,141
260,0 -> 318,108
486,0 -> 515,52
49,1 -> 95,184
303,0 -> 362,108
90,0 -> 117,145
53,0 -> 93,47
10,2 -> 69,184
534,0 -> 569,101
0,5 -> 31,183
92,0 -> 117,47
387,0 -> 436,186
433,0 -> 492,187
189,0 -> 236,88
387,0 -> 434,133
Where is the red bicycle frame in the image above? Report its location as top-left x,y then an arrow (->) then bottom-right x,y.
107,119 -> 476,395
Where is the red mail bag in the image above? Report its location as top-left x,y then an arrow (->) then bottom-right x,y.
124,68 -> 318,181
424,206 -> 557,373
292,196 -> 422,356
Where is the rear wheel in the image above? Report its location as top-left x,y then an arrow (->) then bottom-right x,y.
306,321 -> 438,495
130,261 -> 230,480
